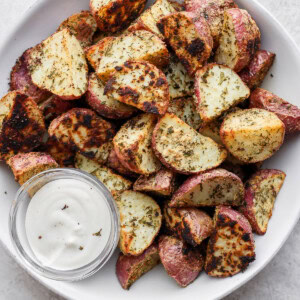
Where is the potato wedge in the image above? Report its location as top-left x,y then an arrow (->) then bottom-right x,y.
220,108 -> 285,163
167,97 -> 202,130
48,108 -> 115,162
39,95 -> 77,123
116,243 -> 160,290
170,168 -> 244,207
87,73 -> 136,119
27,29 -> 88,100
215,8 -> 261,72
75,153 -> 132,194
152,113 -> 227,174
159,235 -> 204,287
240,169 -> 286,235
185,0 -> 237,47
205,206 -> 255,277
158,12 -> 213,75
164,55 -> 194,99
0,91 -> 46,161
90,0 -> 146,32
57,11 -> 97,48
239,50 -> 275,90
10,49 -> 51,104
45,137 -> 75,167
126,0 -> 176,39
97,30 -> 169,82
195,64 -> 250,122
169,0 -> 185,11
133,168 -> 175,196
117,190 -> 162,256
104,61 -> 170,115
8,152 -> 58,185
250,88 -> 300,135
84,37 -> 116,71
113,113 -> 161,175
164,206 -> 213,246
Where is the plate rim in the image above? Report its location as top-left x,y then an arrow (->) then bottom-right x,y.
0,0 -> 300,299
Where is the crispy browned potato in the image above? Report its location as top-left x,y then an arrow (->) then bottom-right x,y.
57,11 -> 97,48
96,30 -> 169,82
159,235 -> 204,287
158,12 -> 213,75
116,243 -> 160,290
240,169 -> 286,235
152,113 -> 227,174
48,108 -> 115,161
205,206 -> 255,277
170,168 -> 245,207
195,63 -> 250,122
250,88 -> 300,134
133,168 -> 175,196
239,50 -> 275,90
220,108 -> 285,163
215,8 -> 261,72
164,206 -> 213,246
105,61 -> 170,115
185,0 -> 237,47
10,49 -> 51,104
86,73 -> 136,119
27,29 -> 88,100
117,190 -> 162,256
8,152 -> 58,185
113,113 -> 161,175
90,0 -> 146,32
0,91 -> 46,161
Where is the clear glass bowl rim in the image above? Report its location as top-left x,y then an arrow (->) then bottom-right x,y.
9,168 -> 120,282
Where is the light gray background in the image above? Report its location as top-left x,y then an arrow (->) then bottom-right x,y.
0,0 -> 299,299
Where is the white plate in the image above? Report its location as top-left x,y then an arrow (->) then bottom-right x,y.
0,0 -> 299,299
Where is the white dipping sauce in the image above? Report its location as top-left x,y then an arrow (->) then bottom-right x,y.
25,179 -> 111,270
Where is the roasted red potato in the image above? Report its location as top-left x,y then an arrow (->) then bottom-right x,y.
185,0 -> 237,47
104,61 -> 170,115
57,10 -> 97,48
90,0 -> 146,32
215,8 -> 261,72
8,152 -> 58,185
170,168 -> 245,207
240,169 -> 286,235
205,206 -> 255,277
157,11 -> 213,75
116,244 -> 160,290
159,235 -> 204,287
250,88 -> 300,134
0,91 -> 46,161
87,73 -> 136,119
133,168 -> 175,197
220,108 -> 285,163
164,206 -> 213,246
10,49 -> 51,104
239,50 -> 276,90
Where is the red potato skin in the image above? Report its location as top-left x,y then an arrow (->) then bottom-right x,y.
239,50 -> 275,90
116,244 -> 160,290
86,74 -> 136,119
219,8 -> 261,72
158,235 -> 204,287
169,168 -> 245,207
239,169 -> 286,235
205,206 -> 255,277
157,12 -> 213,76
249,88 -> 300,134
164,206 -> 214,246
10,49 -> 51,104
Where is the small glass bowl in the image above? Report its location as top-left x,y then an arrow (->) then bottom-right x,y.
9,168 -> 120,282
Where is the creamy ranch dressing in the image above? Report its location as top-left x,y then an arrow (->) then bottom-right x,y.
25,179 -> 111,270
